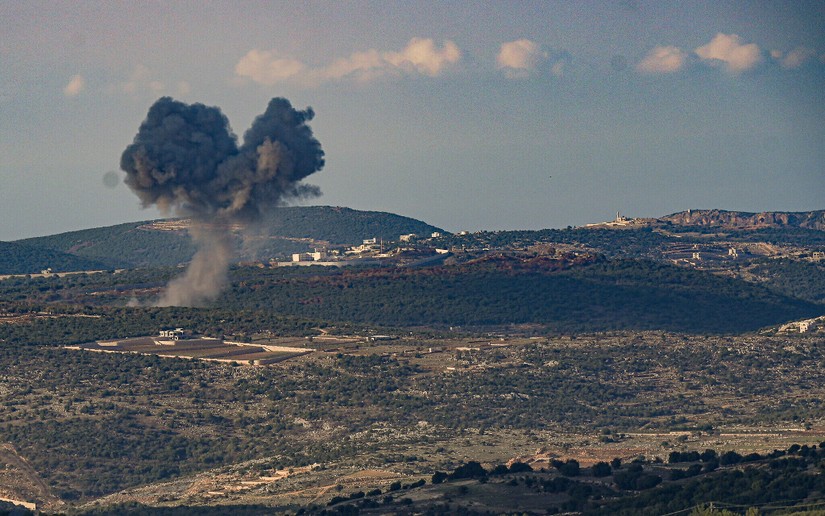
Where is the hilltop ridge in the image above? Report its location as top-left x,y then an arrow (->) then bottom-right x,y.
661,209 -> 825,231
4,206 -> 444,273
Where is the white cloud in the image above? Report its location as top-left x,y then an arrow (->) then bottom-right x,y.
384,38 -> 461,77
779,46 -> 815,69
63,74 -> 85,97
234,49 -> 306,85
235,38 -> 461,86
320,49 -> 385,81
496,39 -> 547,78
695,33 -> 761,73
636,46 -> 687,73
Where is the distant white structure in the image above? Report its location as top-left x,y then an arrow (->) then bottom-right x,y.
348,238 -> 382,255
159,328 -> 187,340
399,233 -> 417,242
779,316 -> 825,334
583,210 -> 637,228
292,249 -> 328,262
431,232 -> 442,238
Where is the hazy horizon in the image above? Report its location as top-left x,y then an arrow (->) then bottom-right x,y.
2,1 -> 824,241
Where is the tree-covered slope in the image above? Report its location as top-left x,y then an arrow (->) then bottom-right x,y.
0,241 -> 111,274
217,259 -> 823,334
259,205 -> 445,244
10,206 -> 445,271
15,221 -> 195,269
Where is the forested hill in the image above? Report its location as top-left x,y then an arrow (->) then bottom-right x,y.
5,206 -> 444,273
12,221 -> 195,271
259,205 -> 445,244
0,241 -> 110,275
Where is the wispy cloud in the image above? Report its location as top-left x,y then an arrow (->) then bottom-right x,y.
119,64 -> 164,96
63,74 -> 85,97
636,46 -> 687,74
695,33 -> 761,73
111,65 -> 190,97
496,39 -> 547,78
235,38 -> 461,86
234,50 -> 306,84
772,46 -> 816,69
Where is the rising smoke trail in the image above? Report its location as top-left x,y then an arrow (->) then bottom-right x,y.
120,97 -> 324,306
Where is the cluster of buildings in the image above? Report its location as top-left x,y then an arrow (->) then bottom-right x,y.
663,244 -> 745,266
275,231 -> 447,267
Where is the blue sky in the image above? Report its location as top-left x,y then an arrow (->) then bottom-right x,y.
1,1 -> 823,240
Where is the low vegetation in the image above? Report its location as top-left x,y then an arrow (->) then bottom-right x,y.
0,208 -> 823,513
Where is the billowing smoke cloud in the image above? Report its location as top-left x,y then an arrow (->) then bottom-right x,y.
121,97 -> 324,306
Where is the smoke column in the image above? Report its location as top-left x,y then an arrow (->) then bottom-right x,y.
121,97 -> 325,306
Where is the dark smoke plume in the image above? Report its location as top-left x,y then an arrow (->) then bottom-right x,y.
121,97 -> 324,306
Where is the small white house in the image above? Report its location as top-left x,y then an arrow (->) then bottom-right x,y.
159,328 -> 187,340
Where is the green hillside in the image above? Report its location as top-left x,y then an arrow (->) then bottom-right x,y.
9,206 -> 445,272
15,221 -> 195,269
260,205 -> 445,244
0,241 -> 111,275
215,258 -> 822,334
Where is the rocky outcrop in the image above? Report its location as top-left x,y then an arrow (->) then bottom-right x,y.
661,209 -> 825,231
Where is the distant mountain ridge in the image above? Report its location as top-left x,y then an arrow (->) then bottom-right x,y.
661,209 -> 825,231
4,206 -> 445,273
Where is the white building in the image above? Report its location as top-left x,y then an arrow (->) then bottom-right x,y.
293,249 -> 328,262
159,328 -> 187,340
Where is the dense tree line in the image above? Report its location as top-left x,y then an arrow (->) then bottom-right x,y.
432,227 -> 675,258
214,259 -> 821,334
747,258 -> 825,304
